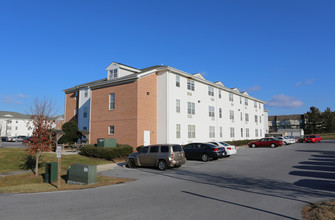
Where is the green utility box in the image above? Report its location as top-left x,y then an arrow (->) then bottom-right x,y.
44,162 -> 58,183
97,138 -> 117,148
67,164 -> 97,185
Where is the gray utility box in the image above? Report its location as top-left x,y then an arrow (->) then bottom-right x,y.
67,163 -> 97,185
97,138 -> 117,148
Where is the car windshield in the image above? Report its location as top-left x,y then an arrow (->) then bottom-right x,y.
173,145 -> 183,152
219,142 -> 229,146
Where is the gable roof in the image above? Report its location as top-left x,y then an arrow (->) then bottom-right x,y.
192,73 -> 206,80
0,111 -> 30,119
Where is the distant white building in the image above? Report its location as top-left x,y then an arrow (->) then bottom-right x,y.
0,111 -> 33,137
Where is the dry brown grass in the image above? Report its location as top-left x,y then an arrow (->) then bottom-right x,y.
0,172 -> 134,194
302,201 -> 335,220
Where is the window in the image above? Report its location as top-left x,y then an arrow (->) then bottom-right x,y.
150,146 -> 159,153
161,146 -> 169,152
108,125 -> 114,135
188,125 -> 195,138
260,116 -> 262,123
208,86 -> 214,96
187,79 -> 195,91
240,112 -> 243,121
240,96 -> 242,104
83,107 -> 87,118
109,93 -> 115,110
219,108 -> 222,118
230,110 -> 234,120
219,90 -> 221,98
109,69 -> 118,79
176,124 -> 181,138
254,101 -> 257,108
176,99 -> 180,113
113,69 -> 118,78
255,115 -> 258,123
230,127 -> 235,138
209,106 -> 215,117
15,126 -> 18,130
245,98 -> 248,106
188,102 -> 195,115
16,121 -> 18,123
209,126 -> 215,138
229,93 -> 234,102
84,89 -> 88,97
220,127 -> 223,138
259,103 -> 261,109
83,126 -> 87,131
141,147 -> 149,153
260,129 -> 262,137
245,113 -> 249,122
176,75 -> 180,87
246,128 -> 250,137
255,129 -> 259,137
241,128 -> 243,137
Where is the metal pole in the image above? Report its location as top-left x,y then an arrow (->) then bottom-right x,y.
57,156 -> 61,189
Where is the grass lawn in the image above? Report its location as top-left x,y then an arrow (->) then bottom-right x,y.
0,148 -> 133,194
302,201 -> 335,220
320,133 -> 335,140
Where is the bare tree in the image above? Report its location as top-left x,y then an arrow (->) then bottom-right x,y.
25,97 -> 57,176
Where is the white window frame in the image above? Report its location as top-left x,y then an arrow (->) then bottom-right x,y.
209,106 -> 215,117
230,110 -> 234,120
208,86 -> 214,96
218,90 -> 221,98
255,129 -> 259,137
229,93 -> 234,102
230,127 -> 235,138
255,115 -> 258,123
176,99 -> 180,113
220,127 -> 223,138
109,93 -> 115,110
188,102 -> 195,115
176,124 -> 181,138
109,125 -> 114,135
246,128 -> 250,137
187,79 -> 195,91
188,125 -> 196,138
176,75 -> 180,87
241,128 -> 243,137
245,98 -> 248,106
219,108 -> 222,118
209,126 -> 215,138
245,113 -> 249,122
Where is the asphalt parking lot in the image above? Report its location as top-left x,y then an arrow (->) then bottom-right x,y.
1,141 -> 335,220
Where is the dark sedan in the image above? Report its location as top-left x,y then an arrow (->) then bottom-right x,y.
183,143 -> 226,162
248,138 -> 283,148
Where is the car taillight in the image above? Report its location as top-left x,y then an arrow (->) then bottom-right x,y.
213,148 -> 218,152
170,153 -> 174,159
227,147 -> 232,150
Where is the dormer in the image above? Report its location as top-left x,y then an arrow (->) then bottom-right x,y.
106,62 -> 141,80
214,81 -> 225,87
192,73 -> 206,80
242,91 -> 249,96
232,88 -> 240,92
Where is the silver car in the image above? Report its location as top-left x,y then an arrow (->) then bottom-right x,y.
126,144 -> 186,171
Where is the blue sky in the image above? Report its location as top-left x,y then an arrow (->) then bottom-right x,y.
0,0 -> 334,116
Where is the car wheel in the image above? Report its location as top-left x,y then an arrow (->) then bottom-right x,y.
251,144 -> 256,148
201,154 -> 209,162
127,159 -> 135,168
158,160 -> 167,171
270,143 -> 276,148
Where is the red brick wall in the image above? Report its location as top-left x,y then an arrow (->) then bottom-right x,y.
65,92 -> 77,122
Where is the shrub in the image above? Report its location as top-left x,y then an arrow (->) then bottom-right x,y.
225,139 -> 258,146
80,144 -> 133,160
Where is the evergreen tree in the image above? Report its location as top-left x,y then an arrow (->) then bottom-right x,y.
323,107 -> 335,132
59,121 -> 79,145
305,106 -> 322,134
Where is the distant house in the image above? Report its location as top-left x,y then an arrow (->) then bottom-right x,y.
0,111 -> 33,137
268,114 -> 306,132
52,115 -> 64,130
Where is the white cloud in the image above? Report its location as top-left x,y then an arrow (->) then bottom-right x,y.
0,93 -> 29,105
266,94 -> 303,108
296,79 -> 314,87
247,85 -> 261,92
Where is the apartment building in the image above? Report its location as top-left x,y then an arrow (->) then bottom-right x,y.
63,62 -> 268,149
0,111 -> 33,137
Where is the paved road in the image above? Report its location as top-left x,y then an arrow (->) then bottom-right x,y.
1,141 -> 335,220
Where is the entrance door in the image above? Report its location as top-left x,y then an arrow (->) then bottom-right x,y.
144,130 -> 150,146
